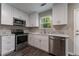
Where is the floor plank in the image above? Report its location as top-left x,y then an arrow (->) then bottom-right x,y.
7,46 -> 52,56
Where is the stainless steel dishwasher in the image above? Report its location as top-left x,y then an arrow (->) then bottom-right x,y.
49,35 -> 66,56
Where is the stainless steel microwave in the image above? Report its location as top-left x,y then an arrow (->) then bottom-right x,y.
13,17 -> 26,26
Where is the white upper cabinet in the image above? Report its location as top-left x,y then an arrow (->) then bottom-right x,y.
27,12 -> 39,27
25,15 -> 29,27
52,3 -> 68,25
1,4 -> 14,25
13,8 -> 28,21
1,3 -> 28,26
13,8 -> 20,19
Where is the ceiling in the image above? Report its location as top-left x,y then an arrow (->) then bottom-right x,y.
9,3 -> 53,14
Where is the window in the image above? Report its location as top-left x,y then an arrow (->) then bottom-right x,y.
40,16 -> 52,28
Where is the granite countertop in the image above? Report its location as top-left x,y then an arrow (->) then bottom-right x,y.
48,34 -> 69,38
29,33 -> 69,38
0,34 -> 15,36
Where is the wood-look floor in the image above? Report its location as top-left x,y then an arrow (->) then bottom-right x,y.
7,46 -> 51,56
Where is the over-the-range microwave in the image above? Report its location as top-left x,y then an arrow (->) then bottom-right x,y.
13,17 -> 26,26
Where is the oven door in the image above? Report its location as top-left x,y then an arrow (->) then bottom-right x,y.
16,34 -> 28,44
15,34 -> 28,50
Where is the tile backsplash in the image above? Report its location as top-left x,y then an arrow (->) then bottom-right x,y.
29,25 -> 68,35
0,25 -> 68,35
0,29 -> 11,35
0,25 -> 29,34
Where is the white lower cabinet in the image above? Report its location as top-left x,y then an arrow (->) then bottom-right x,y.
1,35 -> 15,56
28,34 -> 49,52
28,34 -> 34,46
33,35 -> 41,48
40,36 -> 49,52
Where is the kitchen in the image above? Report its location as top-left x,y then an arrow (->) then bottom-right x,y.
0,3 -> 79,56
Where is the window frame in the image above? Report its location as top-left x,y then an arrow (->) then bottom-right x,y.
40,15 -> 52,29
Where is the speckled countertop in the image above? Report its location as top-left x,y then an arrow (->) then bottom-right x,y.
0,34 -> 15,36
30,33 -> 69,38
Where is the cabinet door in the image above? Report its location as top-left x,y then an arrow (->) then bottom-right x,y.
28,34 -> 40,48
75,34 -> 79,55
21,12 -> 27,21
28,34 -> 32,45
32,13 -> 39,27
30,38 -> 34,46
40,35 -> 49,52
1,4 -> 13,25
28,34 -> 34,46
1,35 -> 15,55
28,12 -> 39,27
8,35 -> 15,52
53,3 -> 67,25
28,34 -> 49,52
15,10 -> 25,20
29,14 -> 33,27
34,39 -> 40,48
13,8 -> 20,19
33,35 -> 41,48
25,15 -> 29,27
2,36 -> 9,55
28,34 -> 31,45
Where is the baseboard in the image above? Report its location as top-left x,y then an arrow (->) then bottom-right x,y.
68,52 -> 74,56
